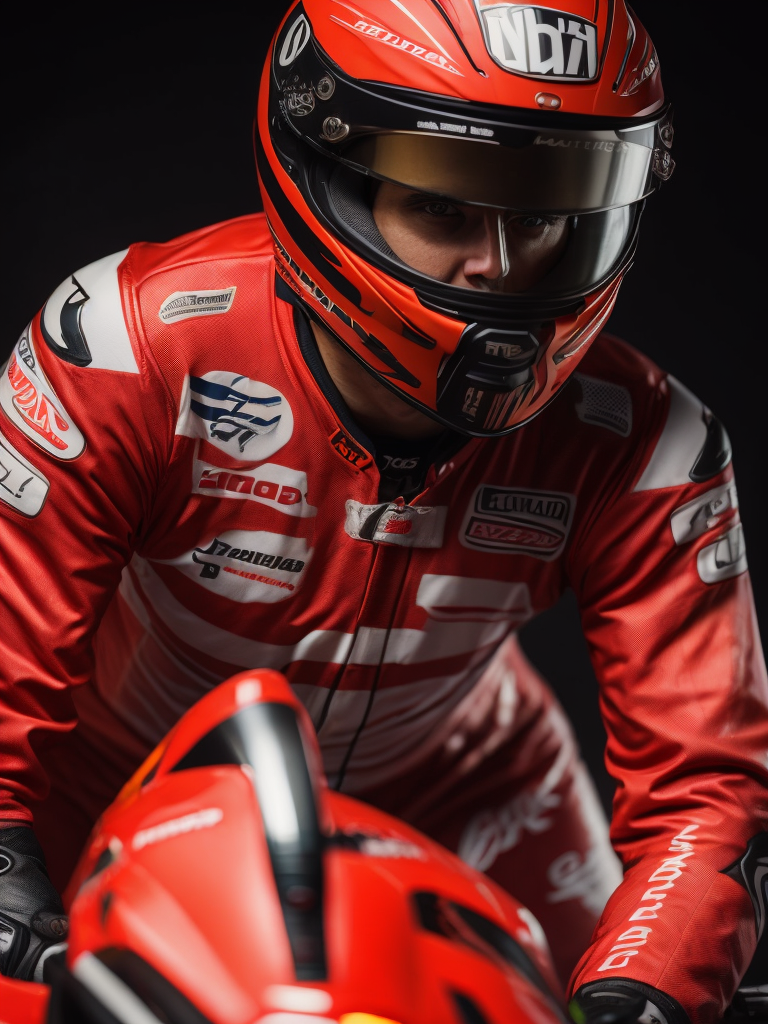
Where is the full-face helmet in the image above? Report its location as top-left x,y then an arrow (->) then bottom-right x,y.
257,0 -> 673,435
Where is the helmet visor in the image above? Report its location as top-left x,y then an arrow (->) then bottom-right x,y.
343,126 -> 657,215
326,154 -> 638,298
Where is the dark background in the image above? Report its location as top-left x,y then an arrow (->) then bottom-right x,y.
7,5 -> 764,813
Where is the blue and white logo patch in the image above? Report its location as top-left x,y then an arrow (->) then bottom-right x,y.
175,372 -> 293,461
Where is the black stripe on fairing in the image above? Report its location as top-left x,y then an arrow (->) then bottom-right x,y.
171,703 -> 327,980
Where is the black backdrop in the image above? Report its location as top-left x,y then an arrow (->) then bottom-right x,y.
7,5 -> 765,812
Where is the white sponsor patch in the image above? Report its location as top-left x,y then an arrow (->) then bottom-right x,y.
697,523 -> 748,585
474,2 -> 598,81
132,808 -> 223,850
0,430 -> 49,516
156,529 -> 312,604
670,482 -> 738,546
460,484 -> 574,559
193,460 -> 316,518
344,500 -> 447,548
175,371 -> 293,462
41,250 -> 138,373
574,373 -> 632,437
158,287 -> 236,324
0,330 -> 85,460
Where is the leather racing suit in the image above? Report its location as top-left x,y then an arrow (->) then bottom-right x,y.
1,214 -> 766,1020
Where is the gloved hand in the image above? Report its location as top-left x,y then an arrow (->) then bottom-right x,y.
570,980 -> 689,1024
0,826 -> 68,981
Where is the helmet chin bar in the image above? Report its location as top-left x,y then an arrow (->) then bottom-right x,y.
437,323 -> 554,432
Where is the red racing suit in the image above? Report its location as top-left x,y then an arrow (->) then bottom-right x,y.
1,214 -> 766,1020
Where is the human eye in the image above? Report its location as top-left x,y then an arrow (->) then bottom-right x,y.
403,193 -> 460,219
510,213 -> 556,230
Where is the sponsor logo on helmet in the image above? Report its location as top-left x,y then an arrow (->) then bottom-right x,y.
193,459 -> 317,518
330,13 -> 463,76
158,287 -> 236,324
474,3 -> 598,81
345,500 -> 447,548
156,529 -> 312,604
278,12 -> 311,68
0,429 -> 49,517
0,330 -> 85,460
621,49 -> 658,96
329,428 -> 372,469
460,485 -> 574,559
175,371 -> 294,461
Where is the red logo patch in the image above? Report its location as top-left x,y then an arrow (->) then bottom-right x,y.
329,428 -> 372,468
383,516 -> 413,534
7,354 -> 69,450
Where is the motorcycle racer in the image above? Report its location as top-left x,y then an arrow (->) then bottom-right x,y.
1,2 -> 766,1022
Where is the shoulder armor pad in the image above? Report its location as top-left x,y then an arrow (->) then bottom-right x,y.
634,376 -> 731,491
40,250 -> 138,373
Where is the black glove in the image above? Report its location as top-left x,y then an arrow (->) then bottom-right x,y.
570,980 -> 690,1024
0,826 -> 68,981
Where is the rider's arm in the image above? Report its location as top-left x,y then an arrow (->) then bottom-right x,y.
1,249 -> 174,824
567,372 -> 768,1023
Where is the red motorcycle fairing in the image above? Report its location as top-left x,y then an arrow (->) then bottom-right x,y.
2,670 -> 566,1024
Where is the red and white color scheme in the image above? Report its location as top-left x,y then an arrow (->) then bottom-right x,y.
0,672 -> 569,1024
1,216 -> 767,1021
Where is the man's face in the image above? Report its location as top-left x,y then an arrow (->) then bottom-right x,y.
372,180 -> 570,294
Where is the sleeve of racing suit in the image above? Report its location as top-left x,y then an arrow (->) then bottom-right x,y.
0,249 -> 175,824
567,374 -> 768,1023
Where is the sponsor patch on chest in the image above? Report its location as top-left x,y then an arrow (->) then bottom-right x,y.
460,485 -> 574,559
0,329 -> 85,460
155,529 -> 312,603
176,372 -> 293,461
158,288 -> 236,324
345,500 -> 447,548
193,460 -> 316,518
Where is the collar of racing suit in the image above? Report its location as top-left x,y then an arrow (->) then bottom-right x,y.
278,275 -> 470,502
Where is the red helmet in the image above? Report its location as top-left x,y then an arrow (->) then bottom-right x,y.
256,0 -> 673,436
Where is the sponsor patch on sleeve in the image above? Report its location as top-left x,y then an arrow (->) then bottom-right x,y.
0,429 -> 49,516
0,328 -> 85,460
158,287 -> 236,324
460,485 -> 574,559
175,371 -> 293,462
697,524 -> 748,585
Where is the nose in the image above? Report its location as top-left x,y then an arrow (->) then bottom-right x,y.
462,211 -> 509,286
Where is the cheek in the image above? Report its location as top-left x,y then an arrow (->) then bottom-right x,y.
506,226 -> 569,290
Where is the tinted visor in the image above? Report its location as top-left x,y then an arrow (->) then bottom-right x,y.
342,125 -> 658,215
325,154 -> 638,298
